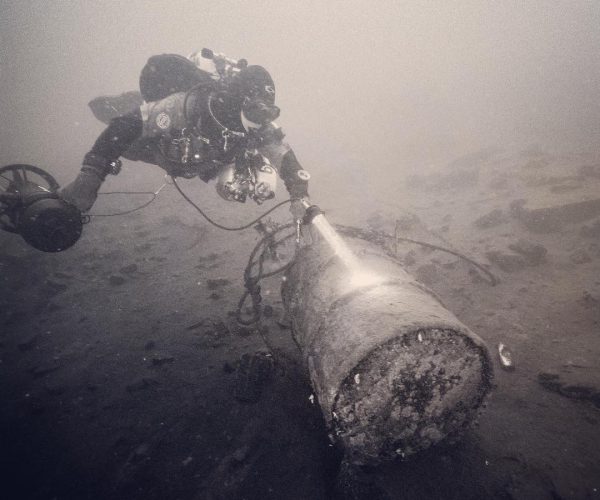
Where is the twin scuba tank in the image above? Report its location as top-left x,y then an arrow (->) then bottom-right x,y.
188,49 -> 278,205
141,49 -> 279,204
216,150 -> 277,204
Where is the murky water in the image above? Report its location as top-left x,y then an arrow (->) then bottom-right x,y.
1,3 -> 600,499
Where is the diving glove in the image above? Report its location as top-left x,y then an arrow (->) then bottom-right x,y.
60,164 -> 109,212
290,197 -> 309,221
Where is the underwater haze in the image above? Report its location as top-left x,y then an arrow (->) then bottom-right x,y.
1,1 -> 600,184
2,1 -> 600,499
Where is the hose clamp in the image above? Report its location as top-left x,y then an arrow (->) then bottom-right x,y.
302,204 -> 323,225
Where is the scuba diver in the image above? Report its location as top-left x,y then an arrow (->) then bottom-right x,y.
60,49 -> 310,221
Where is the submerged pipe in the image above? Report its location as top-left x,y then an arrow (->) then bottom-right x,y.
282,223 -> 493,465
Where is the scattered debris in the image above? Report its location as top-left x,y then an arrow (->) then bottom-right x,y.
473,209 -> 508,229
18,334 -> 40,352
133,242 -> 153,253
45,302 -> 62,313
415,263 -> 441,285
126,377 -> 160,393
580,218 -> 600,238
30,362 -> 61,379
277,308 -> 291,328
109,275 -> 126,286
578,164 -> 600,178
44,384 -> 66,396
262,305 -> 274,318
507,239 -> 547,266
366,211 -> 387,230
150,353 -> 175,367
538,373 -> 600,408
511,198 -> 600,233
497,343 -> 515,371
44,280 -> 68,295
185,317 -> 228,334
523,157 -> 549,169
206,278 -> 231,290
407,168 -> 480,191
549,181 -> 583,194
403,250 -> 417,266
189,318 -> 230,348
579,291 -> 598,308
485,251 -> 528,273
233,352 -> 274,404
53,271 -> 73,280
232,445 -> 250,463
119,263 -> 138,274
395,213 -> 421,232
569,249 -> 592,265
335,458 -> 393,500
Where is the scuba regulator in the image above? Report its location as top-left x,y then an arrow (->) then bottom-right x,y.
0,164 -> 83,252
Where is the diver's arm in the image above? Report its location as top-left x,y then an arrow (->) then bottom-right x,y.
258,134 -> 310,220
87,108 -> 143,163
256,125 -> 309,199
279,149 -> 309,199
60,110 -> 142,212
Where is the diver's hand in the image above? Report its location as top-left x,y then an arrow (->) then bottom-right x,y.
290,197 -> 309,221
59,166 -> 105,212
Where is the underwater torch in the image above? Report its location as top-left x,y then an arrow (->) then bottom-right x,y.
283,200 -> 493,465
300,201 -> 382,289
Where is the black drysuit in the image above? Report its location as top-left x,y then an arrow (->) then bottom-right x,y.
83,85 -> 309,199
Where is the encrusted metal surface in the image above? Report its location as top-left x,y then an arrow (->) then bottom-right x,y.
334,329 -> 491,464
282,237 -> 493,465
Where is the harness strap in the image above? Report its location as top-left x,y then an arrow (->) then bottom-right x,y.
207,94 -> 245,151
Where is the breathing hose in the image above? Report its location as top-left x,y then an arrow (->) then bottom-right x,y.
170,176 -> 291,231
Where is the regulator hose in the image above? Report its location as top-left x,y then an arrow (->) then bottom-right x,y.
236,222 -> 296,325
171,175 -> 291,231
235,220 -> 499,326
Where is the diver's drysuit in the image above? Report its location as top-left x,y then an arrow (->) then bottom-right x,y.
61,54 -> 309,216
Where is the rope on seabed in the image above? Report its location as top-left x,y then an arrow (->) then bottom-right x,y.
235,219 -> 498,327
236,222 -> 296,326
87,178 -> 291,227
87,183 -> 171,217
85,177 -> 498,322
334,223 -> 499,286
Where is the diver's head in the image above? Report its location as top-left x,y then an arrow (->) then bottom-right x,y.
232,65 -> 280,130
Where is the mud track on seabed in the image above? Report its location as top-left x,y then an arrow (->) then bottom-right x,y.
1,148 -> 600,499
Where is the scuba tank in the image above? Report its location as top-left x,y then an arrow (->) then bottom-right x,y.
0,164 -> 83,252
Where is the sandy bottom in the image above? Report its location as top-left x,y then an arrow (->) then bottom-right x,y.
1,147 -> 599,499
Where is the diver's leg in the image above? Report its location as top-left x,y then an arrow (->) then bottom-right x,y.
61,110 -> 142,212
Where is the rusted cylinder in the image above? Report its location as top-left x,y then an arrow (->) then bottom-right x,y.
282,235 -> 493,465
